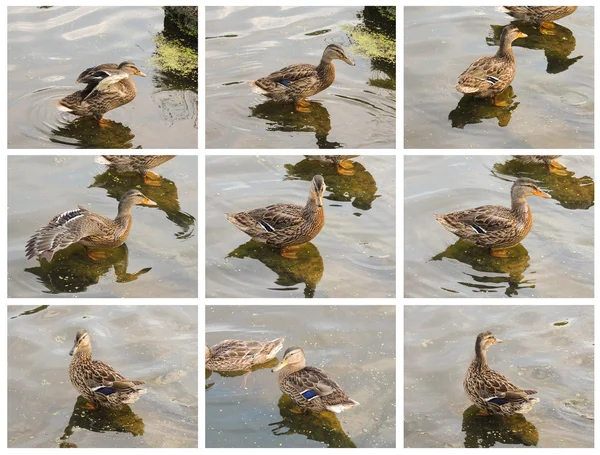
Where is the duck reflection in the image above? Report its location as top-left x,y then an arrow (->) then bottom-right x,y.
462,404 -> 539,447
207,358 -> 279,379
431,240 -> 532,297
50,116 -> 136,149
268,394 -> 356,448
250,100 -> 342,149
24,243 -> 152,294
90,169 -> 195,239
227,240 -> 323,298
285,156 -> 379,210
488,22 -> 582,74
58,395 -> 145,447
449,86 -> 519,129
494,157 -> 594,210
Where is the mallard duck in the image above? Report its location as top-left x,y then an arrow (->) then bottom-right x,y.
435,178 -> 551,257
500,6 -> 577,34
56,62 -> 146,125
455,25 -> 527,103
464,331 -> 539,416
97,155 -> 176,184
272,347 -> 359,414
250,44 -> 355,112
25,189 -> 157,262
69,329 -> 146,409
305,155 -> 359,175
513,155 -> 567,174
205,338 -> 285,371
226,175 -> 326,257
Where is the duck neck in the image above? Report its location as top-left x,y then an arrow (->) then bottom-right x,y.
278,361 -> 305,379
496,38 -> 515,61
115,198 -> 136,224
316,59 -> 336,87
74,344 -> 92,363
302,194 -> 322,218
510,193 -> 531,224
473,345 -> 489,372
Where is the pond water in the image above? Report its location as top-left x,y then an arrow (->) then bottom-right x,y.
205,305 -> 396,448
205,6 -> 396,149
404,155 -> 594,298
404,305 -> 594,448
8,6 -> 198,149
205,155 -> 396,298
404,6 -> 594,148
8,155 -> 198,297
7,305 -> 198,448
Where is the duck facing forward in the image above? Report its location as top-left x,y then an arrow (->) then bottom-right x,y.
272,347 -> 359,414
25,189 -> 157,262
455,25 -> 527,103
69,329 -> 146,409
226,175 -> 326,258
435,178 -> 551,257
57,62 -> 146,126
250,44 -> 355,112
464,331 -> 539,416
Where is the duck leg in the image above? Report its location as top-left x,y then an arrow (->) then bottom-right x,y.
548,159 -> 568,176
540,21 -> 557,35
85,247 -> 112,261
143,171 -> 163,187
336,160 -> 356,176
295,99 -> 312,113
490,248 -> 510,258
476,409 -> 490,416
280,245 -> 301,259
95,115 -> 113,128
84,401 -> 99,410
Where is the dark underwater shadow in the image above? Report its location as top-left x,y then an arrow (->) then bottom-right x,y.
462,404 -> 539,447
449,86 -> 519,129
50,116 -> 137,149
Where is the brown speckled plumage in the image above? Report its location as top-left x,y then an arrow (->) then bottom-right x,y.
501,6 -> 577,24
205,338 -> 284,371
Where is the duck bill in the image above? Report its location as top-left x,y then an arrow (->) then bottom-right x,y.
494,338 -> 503,344
272,360 -> 288,372
142,198 -> 158,206
534,189 -> 551,198
342,56 -> 356,66
69,345 -> 78,356
135,70 -> 147,77
518,32 -> 528,38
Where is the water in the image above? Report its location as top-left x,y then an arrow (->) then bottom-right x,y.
206,305 -> 396,448
8,6 -> 198,149
7,305 -> 198,448
404,155 -> 594,298
8,155 -> 198,297
205,155 -> 396,298
205,6 -> 396,149
404,6 -> 593,148
404,305 -> 594,448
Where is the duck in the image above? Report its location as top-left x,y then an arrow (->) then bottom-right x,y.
455,25 -> 527,103
68,329 -> 146,409
272,347 -> 359,414
25,189 -> 157,262
435,177 -> 551,257
56,62 -> 146,126
226,175 -> 326,258
499,6 -> 578,34
205,338 -> 285,371
464,331 -> 539,416
305,155 -> 359,175
250,44 -> 355,112
513,155 -> 567,175
96,155 -> 176,184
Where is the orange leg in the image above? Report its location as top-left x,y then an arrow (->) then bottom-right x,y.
336,160 -> 356,176
295,99 -> 311,113
490,248 -> 510,258
476,409 -> 490,416
85,401 -> 99,410
540,22 -> 557,35
143,171 -> 162,186
85,248 -> 112,261
280,245 -> 301,259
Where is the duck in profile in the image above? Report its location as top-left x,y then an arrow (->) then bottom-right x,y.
56,62 -> 146,126
69,329 -> 146,409
205,338 -> 285,371
499,6 -> 578,34
455,25 -> 527,104
226,175 -> 326,258
25,189 -> 157,262
464,331 -> 539,416
250,44 -> 355,112
97,155 -> 176,184
513,155 -> 567,175
272,347 -> 359,414
435,178 -> 551,257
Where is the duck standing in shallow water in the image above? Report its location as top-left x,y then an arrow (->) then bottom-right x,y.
435,178 -> 551,257
455,25 -> 527,105
205,338 -> 285,371
464,331 -> 539,416
250,44 -> 355,112
499,6 -> 578,34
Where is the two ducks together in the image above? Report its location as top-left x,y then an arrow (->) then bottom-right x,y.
455,7 -> 578,103
206,339 -> 359,414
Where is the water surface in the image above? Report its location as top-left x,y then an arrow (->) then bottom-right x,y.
8,305 -> 198,448
206,305 -> 396,448
404,305 -> 594,448
404,6 -> 593,148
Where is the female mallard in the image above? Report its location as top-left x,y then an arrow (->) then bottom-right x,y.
435,178 -> 551,257
69,329 -> 146,409
97,155 -> 176,184
305,155 -> 359,175
500,6 -> 577,34
464,331 -> 539,416
272,347 -> 359,414
514,155 -> 566,174
250,44 -> 355,112
57,62 -> 146,125
226,175 -> 326,257
455,25 -> 527,102
205,338 -> 284,371
25,189 -> 157,262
